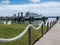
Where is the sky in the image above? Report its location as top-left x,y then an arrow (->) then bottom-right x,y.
0,0 -> 60,17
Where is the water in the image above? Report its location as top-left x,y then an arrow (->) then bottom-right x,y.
47,18 -> 56,22
25,18 -> 56,25
1,18 -> 56,25
25,20 -> 42,25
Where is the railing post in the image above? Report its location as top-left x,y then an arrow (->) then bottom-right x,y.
52,21 -> 54,26
41,24 -> 43,37
47,22 -> 49,31
28,27 -> 32,45
51,22 -> 53,27
50,22 -> 51,29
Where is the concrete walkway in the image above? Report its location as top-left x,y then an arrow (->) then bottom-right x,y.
34,21 -> 60,45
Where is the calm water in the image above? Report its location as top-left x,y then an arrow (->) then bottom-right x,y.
25,18 -> 56,25
1,18 -> 57,25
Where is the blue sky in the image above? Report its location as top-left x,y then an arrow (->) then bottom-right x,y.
0,0 -> 60,4
0,0 -> 60,16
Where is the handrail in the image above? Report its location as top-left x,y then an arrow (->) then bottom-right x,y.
0,22 -> 43,42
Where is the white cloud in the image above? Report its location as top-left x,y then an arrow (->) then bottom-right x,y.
41,2 -> 60,7
0,2 -> 60,16
1,0 -> 10,5
30,0 -> 40,3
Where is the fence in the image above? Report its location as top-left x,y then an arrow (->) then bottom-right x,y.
0,20 -> 57,45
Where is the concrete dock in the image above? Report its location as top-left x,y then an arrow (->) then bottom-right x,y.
34,21 -> 60,45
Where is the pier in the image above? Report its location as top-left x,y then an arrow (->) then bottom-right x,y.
34,21 -> 60,45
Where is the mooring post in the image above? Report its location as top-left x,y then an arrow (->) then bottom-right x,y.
50,22 -> 51,29
56,17 -> 59,21
41,24 -> 44,37
47,22 -> 49,31
51,22 -> 52,27
28,27 -> 32,45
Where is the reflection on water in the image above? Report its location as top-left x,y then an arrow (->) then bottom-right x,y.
25,18 -> 56,25
47,18 -> 56,22
0,18 -> 57,25
25,20 -> 42,25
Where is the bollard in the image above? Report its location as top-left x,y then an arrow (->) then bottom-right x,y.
47,22 -> 49,31
41,24 -> 44,37
50,22 -> 51,29
28,27 -> 32,45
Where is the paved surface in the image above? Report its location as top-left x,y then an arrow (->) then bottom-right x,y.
34,21 -> 60,45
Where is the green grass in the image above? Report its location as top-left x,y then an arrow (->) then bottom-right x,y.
0,24 -> 47,45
